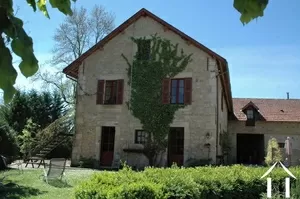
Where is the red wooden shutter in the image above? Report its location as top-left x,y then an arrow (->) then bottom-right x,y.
116,79 -> 124,104
184,78 -> 192,105
96,80 -> 105,104
162,78 -> 170,104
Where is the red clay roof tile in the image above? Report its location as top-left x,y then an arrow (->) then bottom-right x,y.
232,98 -> 300,122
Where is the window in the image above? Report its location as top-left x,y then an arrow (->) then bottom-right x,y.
96,79 -> 124,105
246,110 -> 254,119
104,80 -> 117,104
162,78 -> 192,105
137,39 -> 151,60
246,109 -> 255,126
135,130 -> 148,144
171,79 -> 185,104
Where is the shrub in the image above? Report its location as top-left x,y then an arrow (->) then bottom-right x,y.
265,138 -> 282,166
75,165 -> 300,199
185,158 -> 212,167
79,157 -> 97,168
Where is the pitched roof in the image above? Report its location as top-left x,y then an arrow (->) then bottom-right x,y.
62,8 -> 233,112
241,101 -> 260,111
232,98 -> 300,122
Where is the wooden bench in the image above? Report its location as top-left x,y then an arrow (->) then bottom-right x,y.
25,157 -> 46,168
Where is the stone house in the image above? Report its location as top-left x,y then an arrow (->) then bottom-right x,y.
63,8 -> 300,168
229,98 -> 300,166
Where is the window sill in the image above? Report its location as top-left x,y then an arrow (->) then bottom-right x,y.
97,105 -> 123,112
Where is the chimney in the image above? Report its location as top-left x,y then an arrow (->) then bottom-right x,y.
287,92 -> 290,100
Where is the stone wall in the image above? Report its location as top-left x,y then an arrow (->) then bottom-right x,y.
71,16 -> 226,167
228,121 -> 300,166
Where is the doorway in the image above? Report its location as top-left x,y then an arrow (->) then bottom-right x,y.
237,134 -> 264,165
168,127 -> 184,166
100,126 -> 115,166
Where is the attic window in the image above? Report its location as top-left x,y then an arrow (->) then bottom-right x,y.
246,110 -> 254,119
245,109 -> 255,126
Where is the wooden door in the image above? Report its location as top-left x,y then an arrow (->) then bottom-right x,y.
100,127 -> 115,166
168,127 -> 184,166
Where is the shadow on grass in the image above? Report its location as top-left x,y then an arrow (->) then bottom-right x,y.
47,179 -> 72,188
0,182 -> 47,199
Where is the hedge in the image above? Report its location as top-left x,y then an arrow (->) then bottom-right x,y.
74,165 -> 300,199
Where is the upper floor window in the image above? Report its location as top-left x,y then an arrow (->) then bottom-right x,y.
171,79 -> 185,104
136,39 -> 151,60
246,110 -> 254,119
96,79 -> 124,105
246,109 -> 255,126
135,130 -> 148,144
104,80 -> 117,104
162,78 -> 192,105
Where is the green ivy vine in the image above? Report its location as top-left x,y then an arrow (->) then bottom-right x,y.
122,34 -> 192,166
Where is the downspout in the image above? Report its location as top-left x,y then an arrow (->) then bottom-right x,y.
216,61 -> 219,159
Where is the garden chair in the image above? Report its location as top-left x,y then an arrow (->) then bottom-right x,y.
41,158 -> 67,184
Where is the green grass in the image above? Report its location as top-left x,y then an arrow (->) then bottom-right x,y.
0,168 -> 98,199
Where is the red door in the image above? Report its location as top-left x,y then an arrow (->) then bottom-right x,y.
100,127 -> 115,166
168,127 -> 184,166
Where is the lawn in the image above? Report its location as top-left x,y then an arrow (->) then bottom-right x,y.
0,168 -> 97,199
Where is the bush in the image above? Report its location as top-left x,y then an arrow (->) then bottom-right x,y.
185,158 -> 212,167
265,138 -> 282,166
75,165 -> 300,199
79,157 -> 97,168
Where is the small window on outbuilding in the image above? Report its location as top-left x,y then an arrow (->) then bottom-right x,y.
245,109 -> 255,126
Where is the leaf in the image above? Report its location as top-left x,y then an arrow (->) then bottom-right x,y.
11,38 -> 25,57
234,0 -> 269,24
0,0 -> 14,14
49,0 -> 73,15
19,56 -> 39,78
37,0 -> 50,18
27,0 -> 37,11
0,40 -> 18,104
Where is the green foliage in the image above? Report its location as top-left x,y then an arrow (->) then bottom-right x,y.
0,0 -> 76,104
265,138 -> 282,166
75,165 -> 300,199
122,35 -> 192,165
234,0 -> 269,24
79,157 -> 97,168
2,89 -> 64,134
185,158 -> 212,167
17,118 -> 39,156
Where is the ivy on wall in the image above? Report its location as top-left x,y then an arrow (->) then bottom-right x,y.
122,34 -> 192,166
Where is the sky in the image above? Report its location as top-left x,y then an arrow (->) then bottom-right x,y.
8,0 -> 300,100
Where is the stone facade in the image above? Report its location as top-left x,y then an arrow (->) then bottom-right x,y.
228,121 -> 300,166
71,16 -> 228,168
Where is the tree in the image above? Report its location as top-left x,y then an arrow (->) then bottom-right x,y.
265,137 -> 282,166
32,5 -> 115,107
0,0 -> 76,104
51,5 -> 115,66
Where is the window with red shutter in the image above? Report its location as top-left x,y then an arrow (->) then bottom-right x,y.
162,78 -> 170,104
104,80 -> 117,104
96,80 -> 105,104
116,79 -> 124,104
184,78 -> 192,105
170,79 -> 185,104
